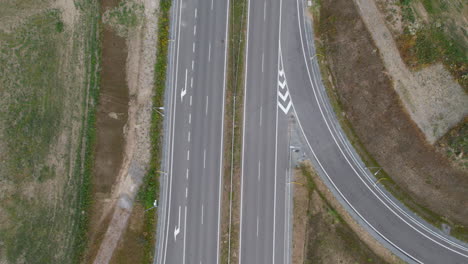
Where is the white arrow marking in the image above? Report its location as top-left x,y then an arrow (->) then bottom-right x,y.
279,68 -> 285,77
278,100 -> 292,114
181,69 -> 188,101
278,89 -> 289,102
174,206 -> 181,241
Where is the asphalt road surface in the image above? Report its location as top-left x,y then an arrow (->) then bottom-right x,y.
280,0 -> 468,263
155,0 -> 229,263
239,0 -> 293,263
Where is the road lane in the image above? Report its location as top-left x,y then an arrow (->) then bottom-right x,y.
280,0 -> 468,263
156,0 -> 229,263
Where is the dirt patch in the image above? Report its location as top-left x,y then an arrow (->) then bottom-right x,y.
354,0 -> 468,143
295,164 -> 398,264
87,0 -> 158,261
313,0 -> 468,239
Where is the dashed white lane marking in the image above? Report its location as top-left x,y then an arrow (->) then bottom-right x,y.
186,168 -> 189,179
189,113 -> 191,124
194,25 -> 197,35
256,216 -> 259,237
193,42 -> 195,53
261,53 -> 264,73
208,43 -> 211,62
188,131 -> 191,142
182,206 -> 188,264
194,8 -> 197,18
263,1 -> 266,21
205,96 -> 209,116
201,204 -> 204,224
211,0 -> 213,10
203,149 -> 206,169
258,160 -> 261,181
185,187 -> 188,198
187,150 -> 190,161
259,106 -> 263,126
191,60 -> 194,71
190,77 -> 193,88
190,95 -> 192,106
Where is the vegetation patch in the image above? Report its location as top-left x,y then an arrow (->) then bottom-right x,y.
134,0 -> 172,263
103,0 -> 144,37
0,0 -> 101,263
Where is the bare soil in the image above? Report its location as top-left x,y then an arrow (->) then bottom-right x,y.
294,164 -> 396,264
314,0 -> 468,238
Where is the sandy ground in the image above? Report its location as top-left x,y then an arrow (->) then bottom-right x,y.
354,0 -> 468,143
92,0 -> 159,262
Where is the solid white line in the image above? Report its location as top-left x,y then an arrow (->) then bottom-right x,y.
204,149 -> 206,169
183,206 -> 188,264
239,0 -> 251,262
162,0 -> 183,261
217,0 -> 231,262
273,0 -> 283,262
205,96 -> 209,116
208,43 -> 211,62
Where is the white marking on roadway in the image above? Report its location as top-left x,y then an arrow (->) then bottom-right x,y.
208,43 -> 211,62
256,216 -> 259,237
193,42 -> 195,53
278,89 -> 289,101
278,101 -> 292,114
191,60 -> 194,71
183,206 -> 188,264
262,53 -> 265,72
174,206 -> 181,241
205,96 -> 209,116
186,168 -> 189,179
187,150 -> 190,161
211,0 -> 214,10
258,161 -> 261,181
201,204 -> 204,224
203,149 -> 206,169
259,106 -> 262,126
194,8 -> 197,18
263,1 -> 266,21
190,95 -> 192,106
191,77 -> 193,88
188,131 -> 191,142
185,187 -> 188,198
181,69 -> 188,101
194,25 -> 197,35
189,113 -> 191,124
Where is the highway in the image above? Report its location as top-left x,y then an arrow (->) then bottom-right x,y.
239,0 -> 293,263
155,0 -> 229,263
279,0 -> 468,263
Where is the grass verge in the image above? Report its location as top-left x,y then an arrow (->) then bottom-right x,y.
135,0 -> 172,263
220,0 -> 248,263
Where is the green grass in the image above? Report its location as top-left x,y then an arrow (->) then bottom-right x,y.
135,0 -> 171,263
